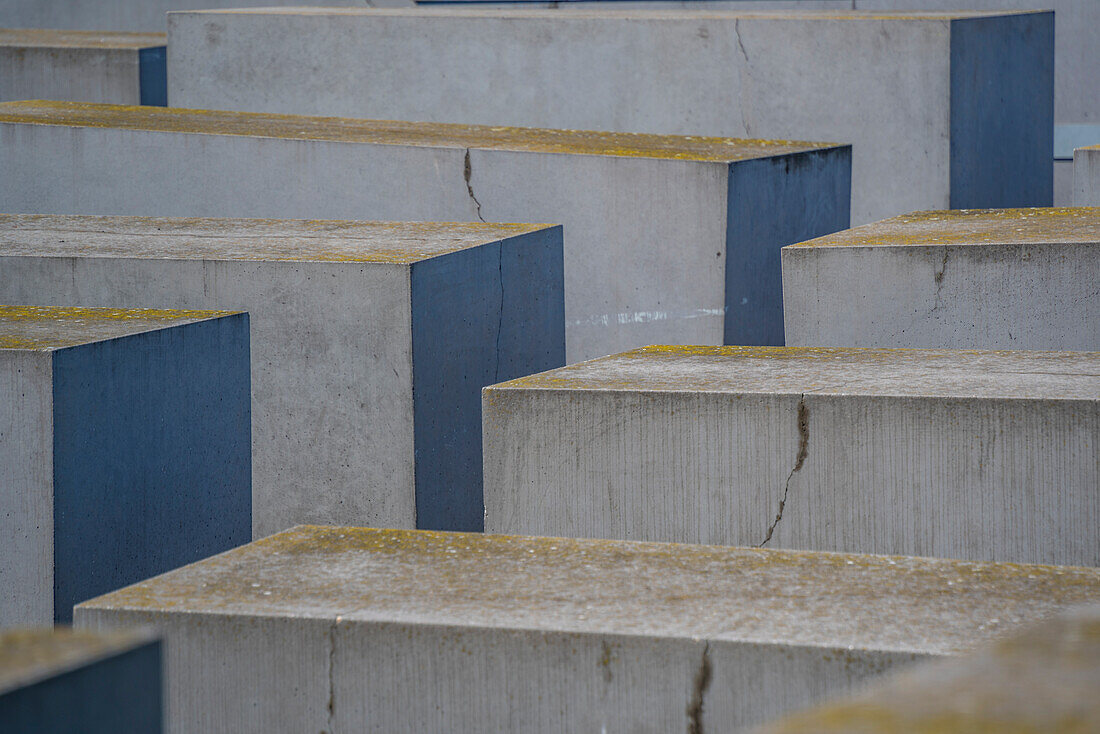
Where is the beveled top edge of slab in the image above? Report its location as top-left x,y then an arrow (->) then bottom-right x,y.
0,101 -> 843,162
0,304 -> 241,351
752,607 -> 1100,734
0,627 -> 158,695
787,208 -> 1100,249
175,7 -> 1039,21
0,28 -> 166,49
75,526 -> 1100,656
487,345 -> 1100,401
1080,144 -> 1100,152
0,215 -> 558,264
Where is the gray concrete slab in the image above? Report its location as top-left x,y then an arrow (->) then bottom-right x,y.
0,214 -> 565,536
167,7 -> 1051,224
0,627 -> 162,733
483,345 -> 1100,566
781,207 -> 1100,351
0,304 -> 251,626
0,101 -> 850,361
0,28 -> 166,105
752,605 -> 1100,734
1074,145 -> 1100,205
74,525 -> 1100,733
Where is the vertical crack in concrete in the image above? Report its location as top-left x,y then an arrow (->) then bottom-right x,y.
733,20 -> 753,137
685,641 -> 712,734
930,249 -> 950,313
494,241 -> 504,382
325,617 -> 339,734
758,395 -> 808,547
463,148 -> 486,223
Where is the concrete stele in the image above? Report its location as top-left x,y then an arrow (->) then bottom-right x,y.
0,304 -> 251,626
0,627 -> 162,733
781,207 -> 1100,351
1074,145 -> 1100,205
0,101 -> 851,360
752,606 -> 1100,734
0,215 -> 565,536
74,525 -> 1100,733
166,7 -> 1052,224
483,345 -> 1100,566
0,29 -> 166,106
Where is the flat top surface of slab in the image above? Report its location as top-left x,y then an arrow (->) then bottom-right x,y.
755,607 -> 1100,733
0,214 -> 552,264
490,346 -> 1100,400
0,101 -> 839,162
0,628 -> 156,695
78,526 -> 1100,655
0,28 -> 165,49
789,208 -> 1100,249
0,304 -> 239,351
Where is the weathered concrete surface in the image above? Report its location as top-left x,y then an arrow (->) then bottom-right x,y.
167,7 -> 1051,224
0,101 -> 850,360
483,345 -> 1100,566
0,627 -> 162,733
0,305 -> 250,626
782,207 -> 1100,351
75,525 -> 1100,733
1074,145 -> 1100,205
0,214 -> 565,536
0,29 -> 166,106
753,605 -> 1100,734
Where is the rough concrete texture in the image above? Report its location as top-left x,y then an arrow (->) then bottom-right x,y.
0,214 -> 564,536
483,345 -> 1100,566
0,627 -> 162,732
782,207 -> 1100,350
0,29 -> 166,106
75,525 -> 1100,733
0,305 -> 251,626
0,101 -> 850,360
167,7 -> 1051,224
753,605 -> 1100,734
1075,146 -> 1100,205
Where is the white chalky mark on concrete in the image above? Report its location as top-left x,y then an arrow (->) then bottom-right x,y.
570,307 -> 726,328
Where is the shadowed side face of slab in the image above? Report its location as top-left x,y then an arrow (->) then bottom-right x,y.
0,100 -> 838,162
0,304 -> 240,350
789,207 -> 1100,248
79,526 -> 1100,655
0,628 -> 156,694
0,29 -> 167,49
0,214 -> 553,264
491,345 -> 1100,399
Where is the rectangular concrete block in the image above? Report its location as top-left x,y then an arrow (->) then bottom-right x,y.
752,605 -> 1100,734
1074,145 -> 1100,205
483,345 -> 1099,566
0,628 -> 162,733
0,215 -> 565,536
0,29 -> 166,106
167,7 -> 1052,224
74,526 -> 1100,733
781,207 -> 1100,351
0,305 -> 251,626
0,101 -> 851,361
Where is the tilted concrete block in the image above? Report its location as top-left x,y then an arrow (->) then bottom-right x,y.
483,345 -> 1099,566
1074,145 -> 1100,205
0,215 -> 564,537
167,7 -> 1051,224
0,101 -> 850,361
782,207 -> 1100,351
74,526 -> 1100,733
0,627 -> 162,733
0,29 -> 166,106
0,305 -> 250,626
752,605 -> 1100,734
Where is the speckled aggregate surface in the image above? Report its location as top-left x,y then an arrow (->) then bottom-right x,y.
79,526 -> 1100,655
0,28 -> 165,49
490,345 -> 1100,400
0,627 -> 157,694
0,304 -> 238,350
0,214 -> 553,264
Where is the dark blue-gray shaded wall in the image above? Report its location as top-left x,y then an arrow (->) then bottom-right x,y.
725,146 -> 852,346
411,226 -> 565,531
949,12 -> 1053,209
51,315 -> 251,623
0,638 -> 162,733
138,46 -> 167,106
